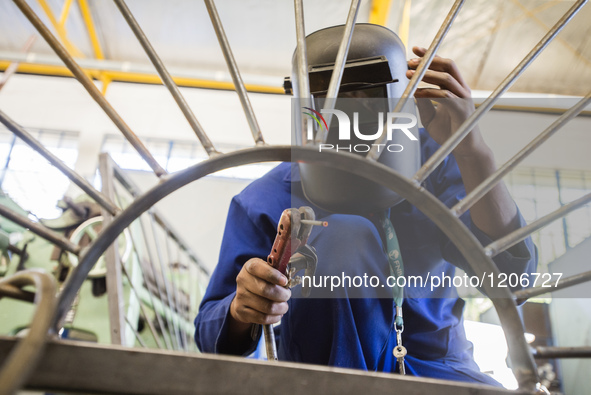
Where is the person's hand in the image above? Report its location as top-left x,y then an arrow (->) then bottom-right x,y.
230,258 -> 291,326
407,46 -> 486,158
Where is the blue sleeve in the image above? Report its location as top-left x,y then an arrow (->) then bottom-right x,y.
423,136 -> 538,293
194,195 -> 272,355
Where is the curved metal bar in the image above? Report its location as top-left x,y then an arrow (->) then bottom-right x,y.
113,0 -> 219,156
413,0 -> 588,184
294,0 -> 313,145
0,205 -> 80,255
52,146 -> 538,390
204,0 -> 264,146
485,192 -> 591,257
453,91 -> 591,217
367,0 -> 466,161
514,269 -> 591,303
0,110 -> 119,216
0,270 -> 57,395
13,0 -> 167,177
314,0 -> 361,144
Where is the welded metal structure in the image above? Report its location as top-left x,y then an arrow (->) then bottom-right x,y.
0,0 -> 590,394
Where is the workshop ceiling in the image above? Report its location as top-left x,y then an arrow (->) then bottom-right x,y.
1,0 -> 590,96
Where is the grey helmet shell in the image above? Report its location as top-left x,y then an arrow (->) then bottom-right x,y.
292,24 -> 421,215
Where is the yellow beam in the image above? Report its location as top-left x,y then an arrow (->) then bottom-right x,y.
398,0 -> 412,48
369,0 -> 393,26
77,0 -> 104,60
0,61 -> 284,94
59,0 -> 74,26
37,0 -> 84,58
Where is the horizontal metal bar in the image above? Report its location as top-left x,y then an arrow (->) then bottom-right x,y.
315,0 -> 361,144
0,336 -> 527,395
13,0 -> 167,177
533,346 -> 591,359
452,91 -> 591,217
204,0 -> 264,146
485,192 -> 591,257
412,0 -> 588,184
0,271 -> 57,395
367,0 -> 466,161
0,205 -> 81,255
513,269 -> 591,302
113,0 -> 219,157
0,109 -> 119,216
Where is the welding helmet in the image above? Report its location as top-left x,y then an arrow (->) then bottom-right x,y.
286,24 -> 421,215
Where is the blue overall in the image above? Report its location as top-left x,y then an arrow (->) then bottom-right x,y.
194,130 -> 537,386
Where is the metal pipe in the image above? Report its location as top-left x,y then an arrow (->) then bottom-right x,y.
453,92 -> 591,217
294,0 -> 313,146
0,283 -> 36,303
485,192 -> 591,257
124,315 -> 148,348
0,110 -> 119,216
113,0 -> 219,156
13,0 -> 167,177
367,0 -> 466,161
51,147 -> 536,388
533,346 -> 591,359
164,234 -> 188,351
0,205 -> 80,255
0,270 -> 57,395
204,0 -> 264,146
412,0 -> 587,184
514,269 -> 591,303
314,0 -> 361,144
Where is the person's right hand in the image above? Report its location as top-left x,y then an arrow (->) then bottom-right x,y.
230,258 -> 291,326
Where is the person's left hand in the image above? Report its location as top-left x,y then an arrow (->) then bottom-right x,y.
407,46 -> 486,158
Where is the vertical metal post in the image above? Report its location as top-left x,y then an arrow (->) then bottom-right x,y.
366,0 -> 466,161
113,0 -> 219,156
204,0 -> 265,146
412,0 -> 588,184
315,0 -> 361,144
13,0 -> 167,177
294,0 -> 313,146
99,154 -> 126,346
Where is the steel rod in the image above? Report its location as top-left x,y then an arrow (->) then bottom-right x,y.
533,346 -> 591,359
0,110 -> 119,215
0,270 -> 56,395
113,0 -> 218,156
294,0 -> 313,146
204,0 -> 264,146
0,205 -> 80,255
0,283 -> 36,303
514,269 -> 591,302
485,192 -> 591,257
367,0 -> 466,161
13,0 -> 167,177
165,234 -> 189,351
314,0 -> 361,144
125,315 -> 148,348
413,0 -> 588,184
453,91 -> 591,217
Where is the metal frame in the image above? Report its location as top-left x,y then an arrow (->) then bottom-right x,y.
0,0 -> 590,393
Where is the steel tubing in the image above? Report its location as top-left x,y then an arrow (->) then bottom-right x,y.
367,0 -> 466,161
113,0 -> 219,156
412,0 -> 588,184
52,146 -> 539,390
533,346 -> 591,359
0,205 -> 80,255
204,0 -> 264,146
314,0 -> 361,144
513,269 -> 591,303
294,0 -> 313,145
453,91 -> 591,217
485,192 -> 591,257
13,0 -> 167,177
0,110 -> 119,216
0,270 -> 57,395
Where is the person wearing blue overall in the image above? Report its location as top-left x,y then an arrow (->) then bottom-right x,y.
194,24 -> 537,386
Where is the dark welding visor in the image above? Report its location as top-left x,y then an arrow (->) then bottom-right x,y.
284,55 -> 398,95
